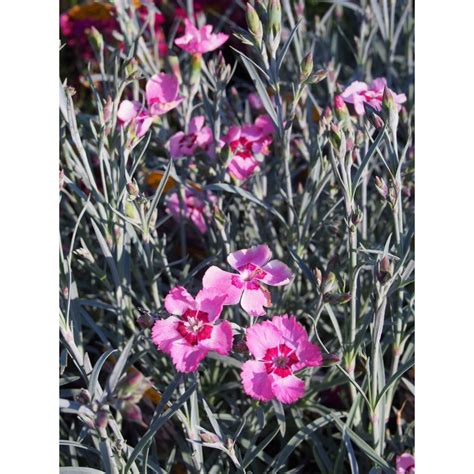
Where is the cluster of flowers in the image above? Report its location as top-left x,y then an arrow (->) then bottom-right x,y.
151,244 -> 323,404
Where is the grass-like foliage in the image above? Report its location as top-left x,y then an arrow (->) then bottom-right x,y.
59,1 -> 414,472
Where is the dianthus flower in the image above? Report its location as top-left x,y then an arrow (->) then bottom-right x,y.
241,315 -> 322,403
152,287 -> 233,373
165,187 -> 216,234
396,453 -> 415,474
169,116 -> 213,158
175,18 -> 228,54
117,73 -> 183,138
202,244 -> 293,316
223,115 -> 274,181
341,77 -> 406,115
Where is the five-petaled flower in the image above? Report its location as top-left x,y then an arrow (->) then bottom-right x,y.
117,73 -> 183,138
169,115 -> 213,159
202,244 -> 293,316
175,18 -> 229,54
152,287 -> 233,373
396,453 -> 415,474
165,187 -> 216,234
341,77 -> 406,116
241,315 -> 322,404
223,115 -> 275,181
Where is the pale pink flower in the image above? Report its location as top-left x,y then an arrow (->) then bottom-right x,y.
341,77 -> 406,115
248,93 -> 264,110
396,453 -> 415,474
241,315 -> 322,404
202,244 -> 293,317
175,19 -> 228,54
169,115 -> 213,159
151,287 -> 233,373
117,73 -> 183,137
165,188 -> 216,234
223,115 -> 275,181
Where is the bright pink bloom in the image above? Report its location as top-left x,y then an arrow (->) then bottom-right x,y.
202,244 -> 293,317
117,73 -> 183,138
241,315 -> 322,403
165,188 -> 216,234
175,19 -> 228,54
341,77 -> 406,115
169,116 -> 213,158
152,287 -> 233,373
396,453 -> 415,474
223,115 -> 275,181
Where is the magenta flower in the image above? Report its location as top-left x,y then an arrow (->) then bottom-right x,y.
223,115 -> 275,181
202,244 -> 293,317
151,287 -> 233,373
341,77 -> 406,115
396,453 -> 415,474
169,116 -> 213,159
117,73 -> 183,138
241,315 -> 322,404
165,188 -> 216,234
175,18 -> 228,54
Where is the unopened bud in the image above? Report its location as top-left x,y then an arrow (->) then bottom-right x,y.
366,109 -> 384,129
200,432 -> 221,444
127,179 -> 139,200
306,69 -> 327,85
300,51 -> 314,82
382,87 -> 399,137
325,292 -> 352,304
95,410 -> 108,430
190,53 -> 202,86
377,256 -> 393,284
351,207 -> 363,225
334,95 -> 351,126
103,96 -> 113,124
88,26 -> 104,51
314,267 -> 323,288
136,308 -> 155,329
268,0 -> 282,32
322,272 -> 338,295
375,176 -> 388,199
59,169 -> 65,191
321,353 -> 341,366
121,402 -> 144,424
75,388 -> 91,405
168,54 -> 182,83
117,370 -> 152,403
246,3 -> 263,44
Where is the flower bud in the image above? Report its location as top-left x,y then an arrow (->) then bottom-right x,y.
366,110 -> 384,129
190,53 -> 202,87
88,26 -> 104,52
59,169 -> 65,191
127,179 -> 139,200
103,96 -> 113,124
75,388 -> 91,405
246,3 -> 263,44
382,87 -> 399,137
325,292 -> 352,305
268,0 -> 281,32
117,370 -> 152,403
374,176 -> 388,199
377,256 -> 393,284
334,95 -> 351,129
351,206 -> 363,225
121,402 -> 144,424
300,51 -> 314,82
136,308 -> 155,329
322,272 -> 338,295
321,353 -> 341,366
95,409 -> 108,430
313,267 -> 323,288
306,69 -> 327,85
168,54 -> 182,84
200,432 -> 221,444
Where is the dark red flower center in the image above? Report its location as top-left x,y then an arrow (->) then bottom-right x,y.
177,309 -> 212,345
263,344 -> 299,378
230,138 -> 253,159
179,133 -> 198,149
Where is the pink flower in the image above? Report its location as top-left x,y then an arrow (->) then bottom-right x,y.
117,73 -> 183,138
341,77 -> 406,115
151,287 -> 233,373
202,244 -> 293,317
165,188 -> 216,234
241,315 -> 322,403
396,453 -> 415,474
175,18 -> 228,54
223,115 -> 275,181
169,116 -> 213,159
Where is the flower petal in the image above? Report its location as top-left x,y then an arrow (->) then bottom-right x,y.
189,115 -> 205,134
169,342 -> 208,373
261,260 -> 293,286
241,360 -> 274,401
270,314 -> 308,347
245,320 -> 281,359
199,321 -> 233,355
146,73 -> 179,107
117,100 -> 142,124
195,288 -> 226,322
227,244 -> 272,271
151,316 -> 181,353
164,286 -> 195,315
271,373 -> 305,404
241,285 -> 271,317
202,266 -> 243,305
293,340 -> 323,371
